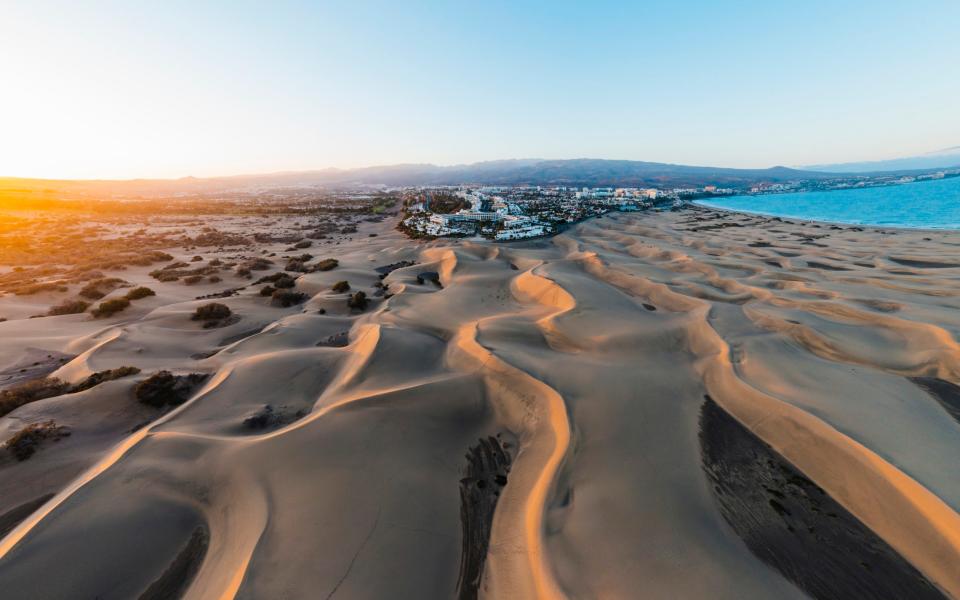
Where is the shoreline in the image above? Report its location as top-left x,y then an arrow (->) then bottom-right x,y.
691,199 -> 960,232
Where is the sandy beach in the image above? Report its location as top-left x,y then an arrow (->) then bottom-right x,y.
2,206 -> 960,599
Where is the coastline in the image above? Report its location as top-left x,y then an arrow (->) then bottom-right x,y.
692,199 -> 960,232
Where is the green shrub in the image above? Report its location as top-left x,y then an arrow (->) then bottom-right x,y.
4,421 -> 71,461
271,290 -> 307,307
315,258 -> 339,271
47,299 -> 90,316
71,366 -> 141,393
347,291 -> 368,311
135,371 -> 208,408
91,297 -> 131,318
0,379 -> 70,417
191,303 -> 231,321
125,286 -> 156,300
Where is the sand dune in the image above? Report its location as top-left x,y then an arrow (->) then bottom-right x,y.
3,208 -> 960,598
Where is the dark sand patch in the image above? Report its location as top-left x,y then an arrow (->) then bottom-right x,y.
0,348 -> 75,391
0,493 -> 54,539
219,325 -> 266,347
457,436 -> 512,600
699,396 -> 944,600
138,526 -> 209,600
853,298 -> 903,313
317,331 -> 350,347
890,258 -> 960,269
910,377 -> 960,424
806,261 -> 851,271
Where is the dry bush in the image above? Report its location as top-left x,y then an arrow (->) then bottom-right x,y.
0,379 -> 69,417
125,286 -> 156,300
271,290 -> 307,307
47,299 -> 90,316
91,297 -> 131,318
135,371 -> 208,408
4,420 -> 71,461
347,291 -> 369,311
315,258 -> 339,271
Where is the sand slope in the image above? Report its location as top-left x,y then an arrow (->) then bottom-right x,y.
2,209 -> 960,598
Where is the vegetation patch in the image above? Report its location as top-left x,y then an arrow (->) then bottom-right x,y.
91,297 -> 131,318
331,280 -> 350,293
79,277 -> 126,300
347,291 -> 369,311
4,420 -> 71,461
12,281 -> 69,296
0,365 -> 142,417
71,366 -> 141,393
135,371 -> 208,408
271,289 -> 307,307
46,299 -> 91,316
191,302 -> 233,327
0,378 -> 70,417
125,286 -> 156,300
315,258 -> 339,271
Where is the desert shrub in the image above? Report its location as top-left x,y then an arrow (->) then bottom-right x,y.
240,257 -> 273,271
271,290 -> 307,307
315,258 -> 338,271
347,291 -> 368,311
192,231 -> 249,247
91,297 -> 131,318
4,420 -> 71,461
78,284 -> 105,300
135,371 -> 208,408
274,275 -> 296,289
183,275 -> 204,285
235,267 -> 252,278
332,280 -> 350,293
259,285 -> 276,297
208,259 -> 223,267
208,275 -> 222,283
191,255 -> 203,262
0,378 -> 70,417
47,299 -> 90,316
416,271 -> 442,287
71,366 -> 141,393
254,272 -> 295,286
125,286 -> 156,300
293,240 -> 311,249
191,303 -> 231,321
79,277 -> 126,300
152,270 -> 182,282
13,281 -> 69,296
285,258 -> 308,272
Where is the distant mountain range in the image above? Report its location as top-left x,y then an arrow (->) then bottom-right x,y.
0,159 -> 838,195
4,154 -> 957,196
807,146 -> 960,173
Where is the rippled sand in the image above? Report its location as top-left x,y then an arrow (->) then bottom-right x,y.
2,207 -> 960,599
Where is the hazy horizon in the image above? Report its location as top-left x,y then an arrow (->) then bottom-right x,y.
3,0 -> 959,179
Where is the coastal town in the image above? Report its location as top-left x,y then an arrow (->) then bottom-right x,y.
396,166 -> 960,241
398,185 -> 736,240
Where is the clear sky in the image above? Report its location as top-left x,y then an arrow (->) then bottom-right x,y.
2,0 -> 958,179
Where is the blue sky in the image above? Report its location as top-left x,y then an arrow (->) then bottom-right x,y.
2,0 -> 958,178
